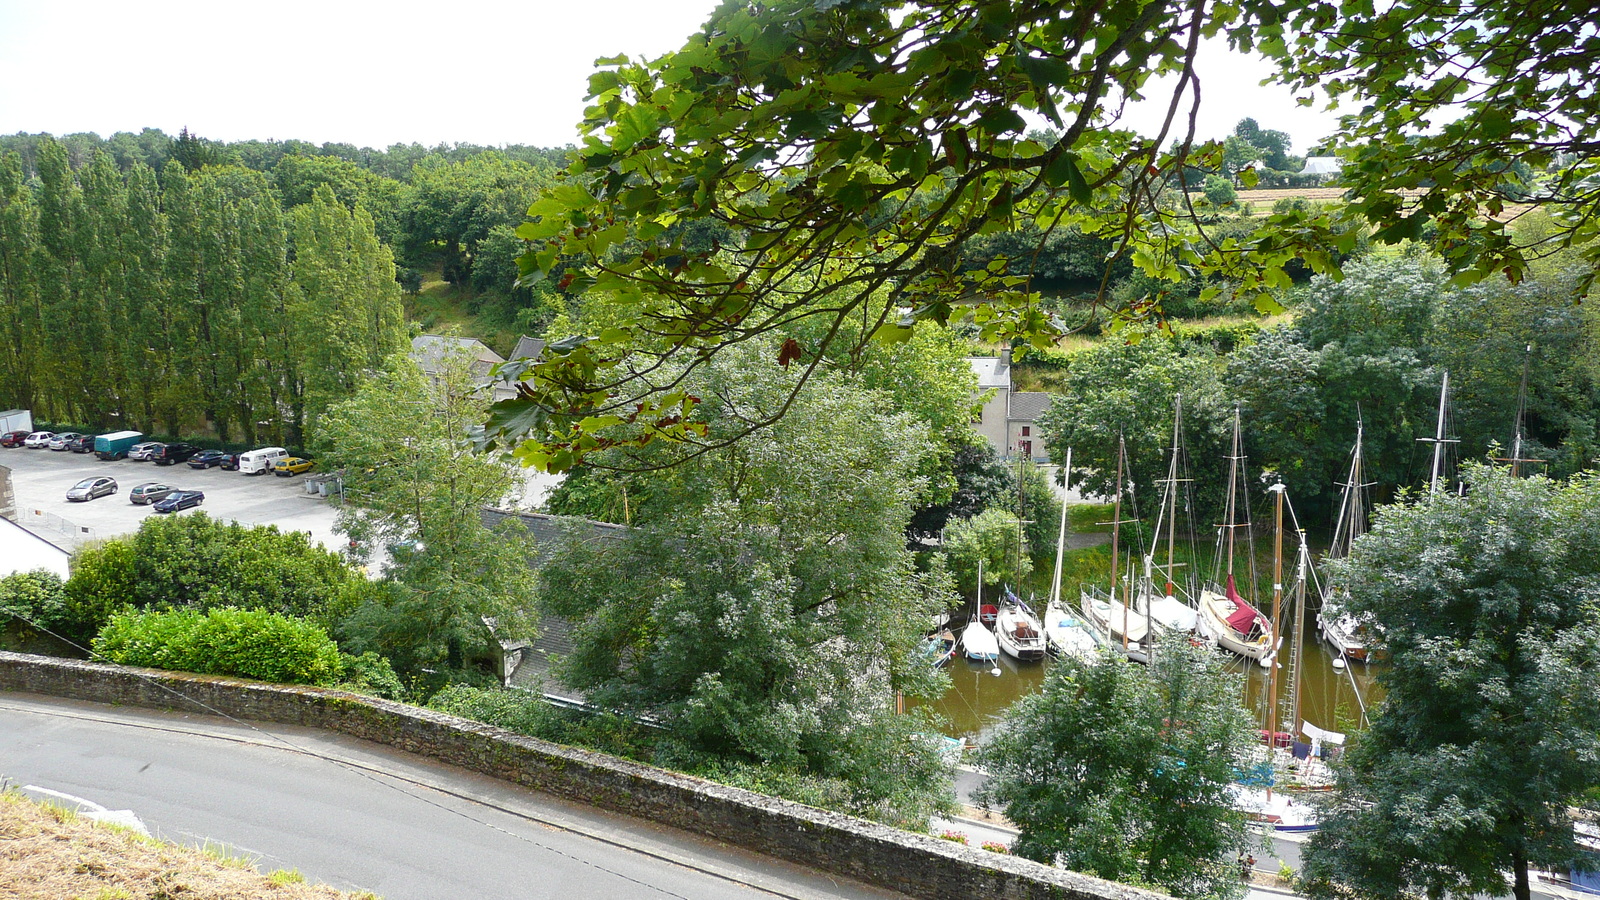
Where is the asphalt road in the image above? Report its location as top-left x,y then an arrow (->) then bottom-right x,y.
0,443 -> 341,552
0,693 -> 904,900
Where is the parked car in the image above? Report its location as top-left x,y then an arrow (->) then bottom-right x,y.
154,442 -> 200,466
218,452 -> 241,471
273,457 -> 314,477
152,490 -> 204,513
68,434 -> 96,453
66,476 -> 117,502
0,430 -> 29,447
128,441 -> 165,461
24,431 -> 56,448
187,449 -> 228,469
129,482 -> 176,505
48,432 -> 84,450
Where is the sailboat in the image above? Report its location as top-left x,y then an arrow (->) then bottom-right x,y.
995,588 -> 1047,661
1197,407 -> 1277,666
961,560 -> 1000,662
1137,396 -> 1199,637
1318,417 -> 1377,662
1043,448 -> 1100,661
1080,436 -> 1151,663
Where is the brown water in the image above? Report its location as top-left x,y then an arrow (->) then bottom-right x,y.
914,611 -> 1385,743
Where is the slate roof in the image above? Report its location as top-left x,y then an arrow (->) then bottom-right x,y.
1008,391 -> 1054,422
410,335 -> 505,379
968,355 -> 1010,389
479,508 -> 632,699
509,335 -> 546,362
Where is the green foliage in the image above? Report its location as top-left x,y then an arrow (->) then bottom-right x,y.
64,514 -> 363,636
1301,466 -> 1600,900
533,346 -> 955,825
942,507 -> 1031,595
335,651 -> 407,700
480,0 -> 1379,470
0,570 -> 71,632
1034,335 -> 1234,517
315,354 -> 537,687
0,138 -> 403,444
977,635 -> 1257,899
1203,175 -> 1238,206
907,434 -> 1014,544
93,607 -> 345,686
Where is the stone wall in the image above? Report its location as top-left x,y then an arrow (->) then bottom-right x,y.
0,651 -> 1162,900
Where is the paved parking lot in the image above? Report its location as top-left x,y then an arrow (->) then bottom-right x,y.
1,446 -> 341,553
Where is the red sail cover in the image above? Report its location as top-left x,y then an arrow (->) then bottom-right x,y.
1223,575 -> 1263,635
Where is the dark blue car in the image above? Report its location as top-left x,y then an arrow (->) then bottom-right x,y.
152,490 -> 204,513
187,449 -> 228,469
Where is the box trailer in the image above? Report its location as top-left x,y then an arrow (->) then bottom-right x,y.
94,430 -> 144,460
0,409 -> 32,433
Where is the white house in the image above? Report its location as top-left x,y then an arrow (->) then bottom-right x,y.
0,517 -> 71,579
1301,157 -> 1342,181
968,349 -> 1053,462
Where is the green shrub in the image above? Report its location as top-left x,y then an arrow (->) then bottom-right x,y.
1203,174 -> 1237,205
429,683 -> 556,736
337,651 -> 407,700
66,514 -> 362,634
93,608 -> 345,686
0,570 -> 70,630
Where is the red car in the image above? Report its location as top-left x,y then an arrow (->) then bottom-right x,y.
0,430 -> 29,448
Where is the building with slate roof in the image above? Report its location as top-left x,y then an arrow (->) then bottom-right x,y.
968,348 -> 1054,462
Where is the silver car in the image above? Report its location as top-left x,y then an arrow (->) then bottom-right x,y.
49,432 -> 84,450
128,441 -> 165,461
66,476 -> 117,502
129,482 -> 176,505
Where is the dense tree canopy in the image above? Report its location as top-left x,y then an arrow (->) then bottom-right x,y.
315,354 -> 538,685
1302,466 -> 1600,900
977,636 -> 1258,900
533,344 -> 955,826
0,140 -> 405,444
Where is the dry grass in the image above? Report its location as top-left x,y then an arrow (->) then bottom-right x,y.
0,791 -> 377,900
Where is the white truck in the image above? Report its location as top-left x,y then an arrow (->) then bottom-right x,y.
0,409 -> 33,433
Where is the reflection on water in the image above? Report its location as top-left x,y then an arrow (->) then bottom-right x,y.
912,612 -> 1386,743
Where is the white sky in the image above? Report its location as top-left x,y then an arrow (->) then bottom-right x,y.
0,1 -> 1343,156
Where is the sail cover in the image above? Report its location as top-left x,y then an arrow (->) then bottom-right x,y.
1223,575 -> 1265,635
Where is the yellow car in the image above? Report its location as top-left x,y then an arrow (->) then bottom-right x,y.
273,457 -> 315,477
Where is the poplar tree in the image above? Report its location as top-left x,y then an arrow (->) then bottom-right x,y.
0,151 -> 42,410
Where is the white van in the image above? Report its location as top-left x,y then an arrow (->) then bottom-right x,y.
238,446 -> 289,475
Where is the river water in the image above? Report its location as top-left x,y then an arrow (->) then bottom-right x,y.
915,609 -> 1385,744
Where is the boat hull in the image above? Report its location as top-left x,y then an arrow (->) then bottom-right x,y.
1198,585 -> 1276,664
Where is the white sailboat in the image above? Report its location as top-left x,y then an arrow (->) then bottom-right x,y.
1138,395 -> 1198,637
1197,408 -> 1277,666
961,560 -> 1000,662
1044,449 -> 1100,660
1079,436 -> 1151,663
995,589 -> 1047,661
1319,417 -> 1378,662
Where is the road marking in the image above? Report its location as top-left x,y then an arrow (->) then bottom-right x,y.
22,784 -> 151,836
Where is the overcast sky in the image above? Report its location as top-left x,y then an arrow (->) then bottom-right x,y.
0,1 -> 1343,156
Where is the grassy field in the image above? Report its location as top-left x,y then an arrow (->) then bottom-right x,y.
0,791 -> 376,900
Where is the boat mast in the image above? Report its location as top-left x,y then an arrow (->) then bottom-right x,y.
1422,371 -> 1452,497
1224,407 -> 1243,580
1050,448 -> 1072,607
1111,434 -> 1127,652
1165,395 -> 1182,597
1292,529 -> 1309,738
1266,482 -> 1286,801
